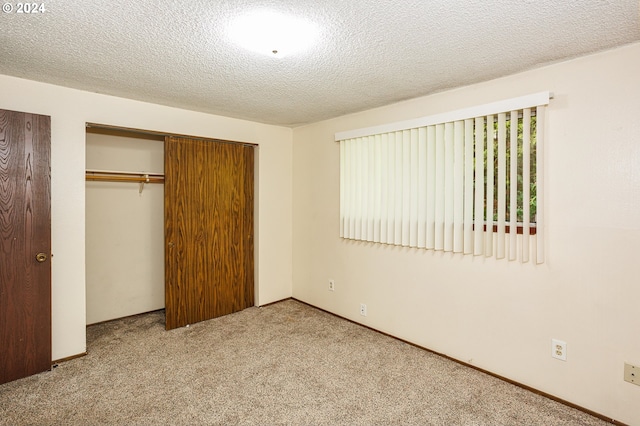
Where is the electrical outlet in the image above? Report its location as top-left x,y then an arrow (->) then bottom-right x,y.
328,279 -> 335,291
624,363 -> 639,386
551,339 -> 567,361
360,303 -> 367,316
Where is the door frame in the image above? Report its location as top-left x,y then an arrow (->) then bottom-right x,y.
83,123 -> 260,325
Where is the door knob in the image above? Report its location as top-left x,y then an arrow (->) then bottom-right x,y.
35,252 -> 47,263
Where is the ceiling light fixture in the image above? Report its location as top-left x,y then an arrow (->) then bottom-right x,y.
228,10 -> 319,58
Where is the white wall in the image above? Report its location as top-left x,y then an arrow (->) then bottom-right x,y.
85,132 -> 165,324
0,75 -> 294,360
292,42 -> 640,425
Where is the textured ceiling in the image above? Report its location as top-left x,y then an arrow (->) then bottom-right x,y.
1,1 -> 639,127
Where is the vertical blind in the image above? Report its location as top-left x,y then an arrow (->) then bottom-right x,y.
336,92 -> 549,263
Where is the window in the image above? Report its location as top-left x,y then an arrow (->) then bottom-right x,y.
484,111 -> 537,227
336,93 -> 548,263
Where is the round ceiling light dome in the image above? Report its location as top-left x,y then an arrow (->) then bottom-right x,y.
228,10 -> 319,58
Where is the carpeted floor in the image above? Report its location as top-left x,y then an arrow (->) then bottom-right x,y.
0,299 -> 609,425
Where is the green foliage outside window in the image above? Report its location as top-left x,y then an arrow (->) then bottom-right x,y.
482,114 -> 537,224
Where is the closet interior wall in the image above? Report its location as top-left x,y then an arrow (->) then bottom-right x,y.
85,128 -> 165,325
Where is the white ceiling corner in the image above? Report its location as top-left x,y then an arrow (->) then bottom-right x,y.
1,0 -> 639,127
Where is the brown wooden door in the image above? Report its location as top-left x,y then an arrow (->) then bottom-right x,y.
0,109 -> 51,384
164,137 -> 254,330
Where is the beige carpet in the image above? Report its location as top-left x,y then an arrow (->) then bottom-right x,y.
0,299 -> 609,425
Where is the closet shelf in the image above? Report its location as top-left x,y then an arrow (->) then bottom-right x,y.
85,169 -> 165,184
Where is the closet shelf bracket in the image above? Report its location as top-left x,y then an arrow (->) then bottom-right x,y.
85,169 -> 165,196
139,174 -> 149,194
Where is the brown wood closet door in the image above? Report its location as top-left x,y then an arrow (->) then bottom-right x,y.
164,137 -> 254,330
0,109 -> 51,384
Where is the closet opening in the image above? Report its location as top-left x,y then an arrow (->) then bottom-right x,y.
85,124 -> 258,330
85,126 -> 166,325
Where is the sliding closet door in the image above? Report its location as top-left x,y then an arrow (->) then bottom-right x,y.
164,137 -> 254,330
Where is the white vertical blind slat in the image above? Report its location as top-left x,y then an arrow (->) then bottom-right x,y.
444,122 -> 455,252
354,137 -> 362,240
536,106 -> 545,264
387,132 -> 396,244
509,111 -> 518,261
373,134 -> 382,243
402,130 -> 411,246
417,127 -> 428,248
394,131 -> 403,245
463,119 -> 474,254
364,136 -> 371,240
349,139 -> 358,239
380,133 -> 389,244
453,120 -> 465,252
496,113 -> 507,259
522,109 -> 531,263
410,128 -> 419,247
485,114 -> 495,257
344,139 -> 357,238
355,138 -> 362,239
435,124 -> 445,250
474,116 -> 485,255
426,125 -> 436,249
366,136 -> 375,241
340,140 -> 346,237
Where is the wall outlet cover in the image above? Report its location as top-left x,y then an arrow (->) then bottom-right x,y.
551,339 -> 567,361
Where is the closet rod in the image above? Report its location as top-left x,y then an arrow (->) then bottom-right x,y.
85,169 -> 165,184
